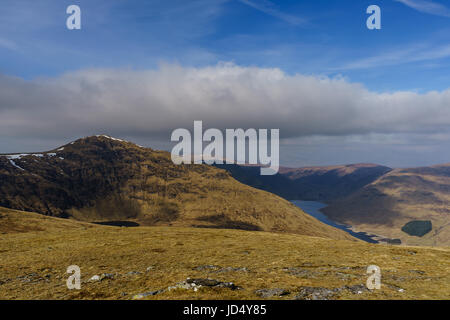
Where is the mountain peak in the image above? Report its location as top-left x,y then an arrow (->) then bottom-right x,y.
56,135 -> 147,151
94,135 -> 127,142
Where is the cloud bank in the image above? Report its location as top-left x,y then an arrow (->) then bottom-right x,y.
1,63 -> 450,144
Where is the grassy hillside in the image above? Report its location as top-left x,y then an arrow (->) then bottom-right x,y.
0,136 -> 353,241
0,207 -> 448,300
323,165 -> 450,246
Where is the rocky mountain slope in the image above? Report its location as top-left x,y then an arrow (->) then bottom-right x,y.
0,135 -> 354,240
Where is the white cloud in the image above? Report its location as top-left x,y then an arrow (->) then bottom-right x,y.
395,0 -> 450,17
1,63 -> 450,143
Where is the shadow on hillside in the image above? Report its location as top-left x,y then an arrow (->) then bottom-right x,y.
93,221 -> 140,227
193,214 -> 262,231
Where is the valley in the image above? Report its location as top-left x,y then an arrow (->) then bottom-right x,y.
323,165 -> 450,246
291,200 -> 379,243
220,163 -> 450,246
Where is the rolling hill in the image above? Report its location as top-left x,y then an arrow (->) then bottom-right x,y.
0,135 -> 354,241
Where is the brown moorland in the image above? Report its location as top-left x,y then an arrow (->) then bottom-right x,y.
0,207 -> 448,300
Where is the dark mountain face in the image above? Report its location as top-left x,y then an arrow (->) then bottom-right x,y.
0,136 -> 185,218
213,164 -> 296,199
216,163 -> 392,201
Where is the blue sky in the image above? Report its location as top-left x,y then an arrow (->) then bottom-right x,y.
1,0 -> 450,91
1,0 -> 450,167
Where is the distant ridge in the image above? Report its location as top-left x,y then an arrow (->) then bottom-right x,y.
215,163 -> 391,201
